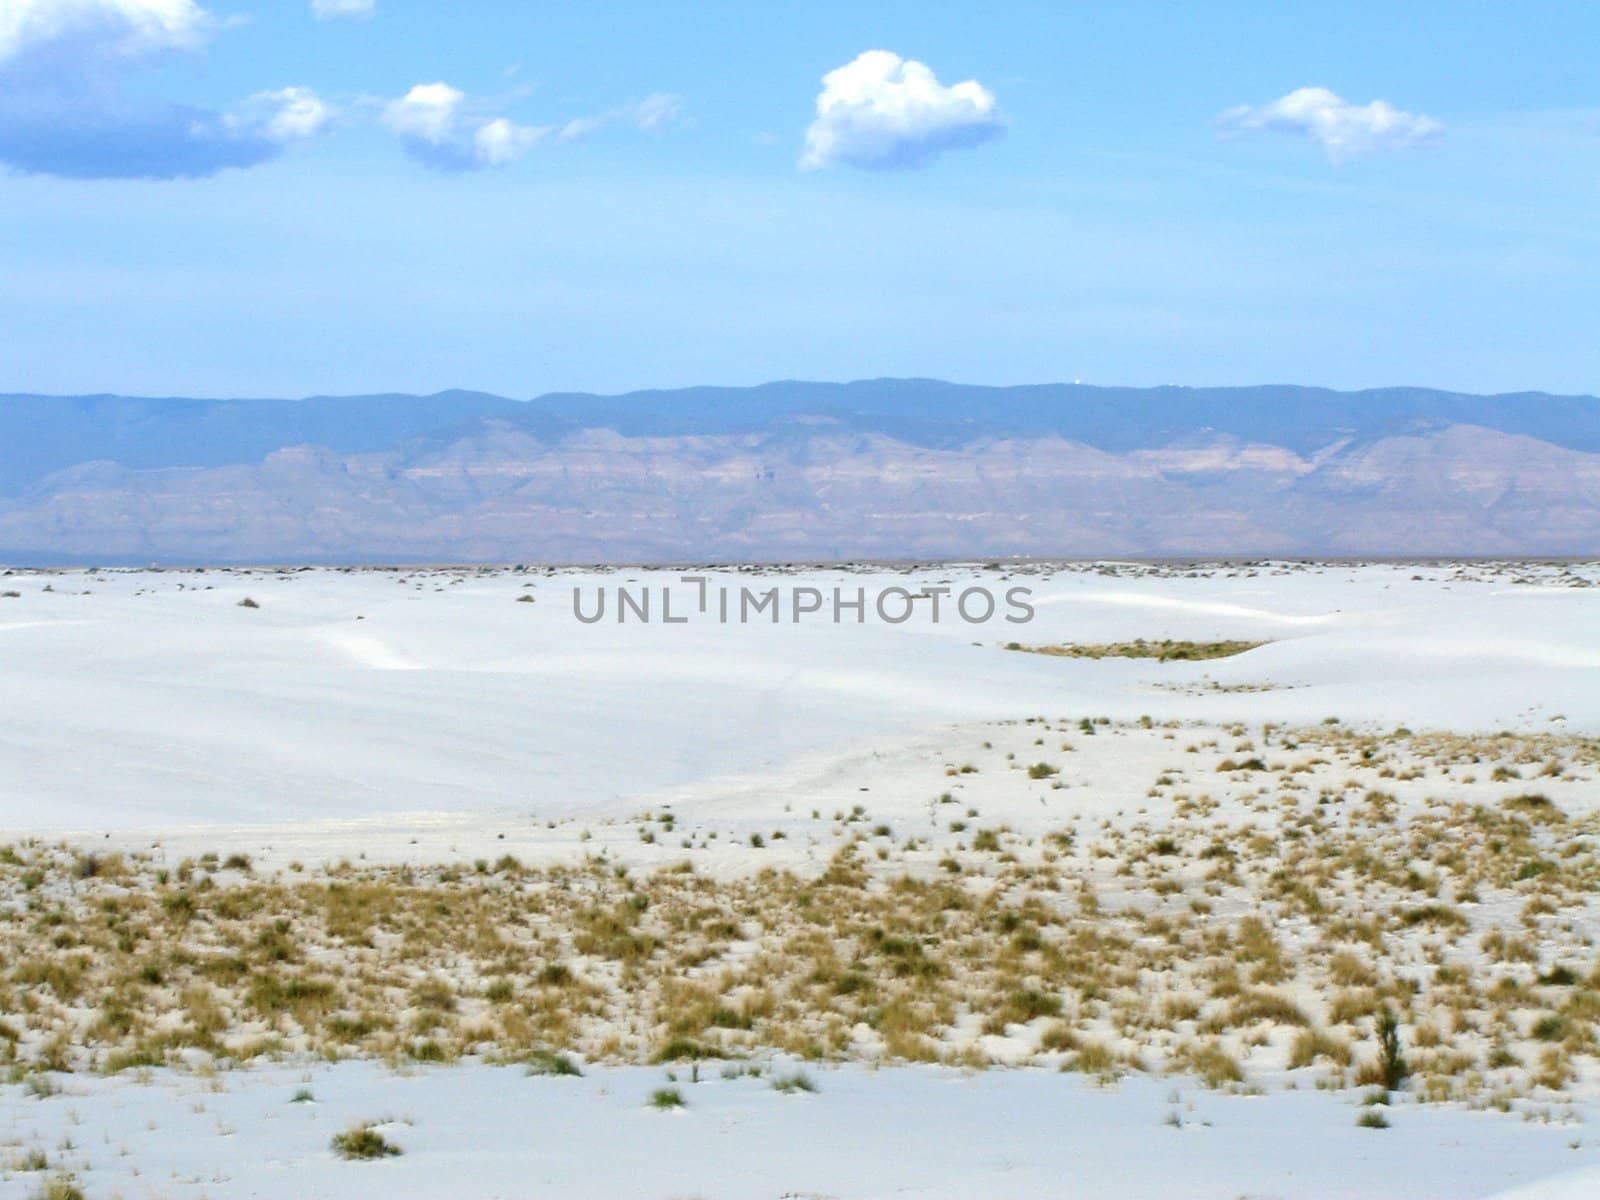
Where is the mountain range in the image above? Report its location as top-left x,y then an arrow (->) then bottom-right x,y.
3,380 -> 1598,562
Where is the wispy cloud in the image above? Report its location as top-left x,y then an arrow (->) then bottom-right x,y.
800,50 -> 1004,171
556,93 -> 682,143
1220,87 -> 1442,164
385,83 -> 684,170
310,0 -> 375,18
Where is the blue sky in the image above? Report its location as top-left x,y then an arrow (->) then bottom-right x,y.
2,0 -> 1599,398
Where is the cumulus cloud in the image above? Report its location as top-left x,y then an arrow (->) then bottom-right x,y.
1220,87 -> 1442,163
383,82 -> 546,169
473,116 -> 541,166
231,86 -> 332,144
384,82 -> 464,144
384,84 -> 683,169
0,0 -> 209,63
0,0 -> 326,178
310,0 -> 373,18
800,50 -> 1003,170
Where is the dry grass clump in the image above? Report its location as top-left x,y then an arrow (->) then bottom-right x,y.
331,1124 -> 402,1159
1005,640 -> 1267,662
1169,1039 -> 1244,1088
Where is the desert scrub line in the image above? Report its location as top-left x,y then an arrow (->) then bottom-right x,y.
1003,639 -> 1267,661
4,722 -> 1600,1115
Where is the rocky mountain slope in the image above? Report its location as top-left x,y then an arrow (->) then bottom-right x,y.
2,381 -> 1597,561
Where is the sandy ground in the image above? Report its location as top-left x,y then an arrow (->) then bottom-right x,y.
3,560 -> 1599,1198
5,1059 -> 1599,1200
3,560 -> 1596,840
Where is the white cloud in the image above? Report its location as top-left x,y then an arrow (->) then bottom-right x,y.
310,0 -> 373,18
384,82 -> 463,144
474,116 -> 542,166
554,114 -> 605,144
0,0 -> 327,179
1220,87 -> 1442,163
0,0 -> 209,63
555,93 -> 682,143
384,82 -> 544,169
385,83 -> 679,169
800,49 -> 1003,170
632,92 -> 681,135
233,86 -> 331,143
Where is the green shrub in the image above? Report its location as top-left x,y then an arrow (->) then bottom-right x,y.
331,1126 -> 402,1160
649,1086 -> 685,1110
1376,1008 -> 1407,1091
651,1038 -> 713,1063
525,1049 -> 582,1077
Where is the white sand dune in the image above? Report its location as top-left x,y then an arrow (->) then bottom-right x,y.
2,562 -> 1597,834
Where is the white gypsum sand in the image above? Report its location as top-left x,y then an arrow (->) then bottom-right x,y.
2,560 -> 1599,1199
2,559 -> 1596,834
2,1060 -> 1596,1200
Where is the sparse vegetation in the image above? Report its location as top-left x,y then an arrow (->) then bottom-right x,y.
331,1125 -> 402,1160
1375,1008 -> 1408,1092
30,1177 -> 86,1200
0,720 -> 1597,1113
525,1049 -> 583,1077
649,1086 -> 686,1110
1005,639 -> 1267,662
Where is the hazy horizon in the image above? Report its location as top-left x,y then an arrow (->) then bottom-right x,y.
7,375 -> 1600,406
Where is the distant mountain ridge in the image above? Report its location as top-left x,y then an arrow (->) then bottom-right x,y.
0,390 -> 518,492
520,380 -> 1600,456
7,380 -> 1600,488
2,380 -> 1598,562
